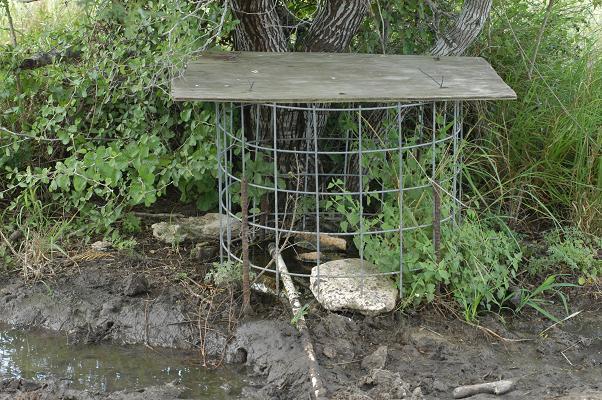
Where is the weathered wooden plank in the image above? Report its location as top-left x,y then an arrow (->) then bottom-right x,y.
171,52 -> 516,103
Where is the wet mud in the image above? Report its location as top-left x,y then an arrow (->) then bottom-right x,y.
0,261 -> 600,399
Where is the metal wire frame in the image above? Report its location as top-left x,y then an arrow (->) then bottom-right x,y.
216,101 -> 463,297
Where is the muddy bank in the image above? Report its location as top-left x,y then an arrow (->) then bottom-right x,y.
0,377 -> 191,400
1,262 -> 601,399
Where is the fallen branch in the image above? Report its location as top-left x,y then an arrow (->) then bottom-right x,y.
19,47 -> 81,70
453,379 -> 515,399
268,243 -> 327,400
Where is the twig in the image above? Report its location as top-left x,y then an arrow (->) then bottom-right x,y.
418,68 -> 446,88
1,0 -> 17,47
453,380 -> 515,398
539,310 -> 581,336
130,211 -> 187,219
269,243 -> 327,400
528,0 -> 555,80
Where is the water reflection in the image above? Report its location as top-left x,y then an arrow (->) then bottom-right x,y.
0,325 -> 242,398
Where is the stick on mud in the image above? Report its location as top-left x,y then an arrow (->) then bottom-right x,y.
453,379 -> 515,398
268,243 -> 327,400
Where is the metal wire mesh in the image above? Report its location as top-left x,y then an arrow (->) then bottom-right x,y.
216,101 -> 463,298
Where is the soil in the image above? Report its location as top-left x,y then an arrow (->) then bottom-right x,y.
0,242 -> 601,400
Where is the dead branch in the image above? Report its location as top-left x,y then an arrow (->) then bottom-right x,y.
18,47 -> 81,70
269,243 -> 327,400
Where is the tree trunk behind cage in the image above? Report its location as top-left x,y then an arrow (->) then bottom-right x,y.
228,0 -> 492,174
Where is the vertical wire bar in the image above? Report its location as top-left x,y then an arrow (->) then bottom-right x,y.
358,106 -> 365,296
343,125 -> 351,190
272,104 -> 280,294
452,101 -> 459,226
397,103 -> 404,299
313,105 -> 321,293
217,103 -> 224,264
303,111 -> 311,231
221,103 -> 231,261
226,102 -> 234,261
252,105 -> 260,236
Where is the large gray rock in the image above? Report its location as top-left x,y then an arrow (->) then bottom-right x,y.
151,213 -> 240,244
310,259 -> 398,316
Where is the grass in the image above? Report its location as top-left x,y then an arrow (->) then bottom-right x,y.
0,187 -> 72,279
465,1 -> 601,235
1,0 -> 80,45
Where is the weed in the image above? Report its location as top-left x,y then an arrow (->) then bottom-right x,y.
290,304 -> 310,328
205,261 -> 255,288
528,228 -> 601,284
121,213 -> 142,235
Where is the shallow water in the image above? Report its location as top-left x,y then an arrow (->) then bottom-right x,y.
0,324 -> 244,398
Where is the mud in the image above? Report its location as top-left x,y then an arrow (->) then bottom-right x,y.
0,260 -> 601,399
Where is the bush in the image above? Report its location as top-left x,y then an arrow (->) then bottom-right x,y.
528,228 -> 601,284
1,1 -> 234,235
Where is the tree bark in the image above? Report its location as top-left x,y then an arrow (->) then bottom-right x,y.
301,0 -> 370,52
230,0 -> 287,52
430,0 -> 493,56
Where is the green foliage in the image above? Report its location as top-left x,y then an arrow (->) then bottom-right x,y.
121,213 -> 142,235
290,303 -> 310,328
205,261 -> 254,287
1,1 -> 235,235
513,274 -> 576,323
528,228 -> 601,284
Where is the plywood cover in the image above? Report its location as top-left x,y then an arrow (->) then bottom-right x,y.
172,52 -> 516,103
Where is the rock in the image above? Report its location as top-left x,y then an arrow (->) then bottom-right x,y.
191,242 -> 219,260
294,233 -> 347,252
296,251 -> 343,264
411,386 -> 425,400
91,240 -> 111,251
151,213 -> 240,245
123,274 -> 150,297
361,369 -> 410,399
361,345 -> 388,370
323,345 -> 337,359
310,259 -> 398,316
432,379 -> 448,392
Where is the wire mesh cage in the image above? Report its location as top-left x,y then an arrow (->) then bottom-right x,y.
172,51 -> 515,304
216,101 -> 463,297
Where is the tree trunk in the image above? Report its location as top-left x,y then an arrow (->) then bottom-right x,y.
431,0 -> 493,56
230,0 -> 370,177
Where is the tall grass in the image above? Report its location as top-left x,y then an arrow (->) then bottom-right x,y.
467,0 -> 601,234
1,0 -> 80,45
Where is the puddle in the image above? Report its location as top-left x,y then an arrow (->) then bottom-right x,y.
0,325 -> 245,398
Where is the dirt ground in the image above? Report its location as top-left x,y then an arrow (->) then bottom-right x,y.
0,242 -> 601,400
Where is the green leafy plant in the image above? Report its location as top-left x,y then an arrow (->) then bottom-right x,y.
205,261 -> 255,288
528,228 -> 601,284
121,213 -> 142,235
290,303 -> 310,328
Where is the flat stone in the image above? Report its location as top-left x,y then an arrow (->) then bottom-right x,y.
123,274 -> 150,297
296,251 -> 343,264
151,213 -> 240,244
310,259 -> 398,316
361,345 -> 388,370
